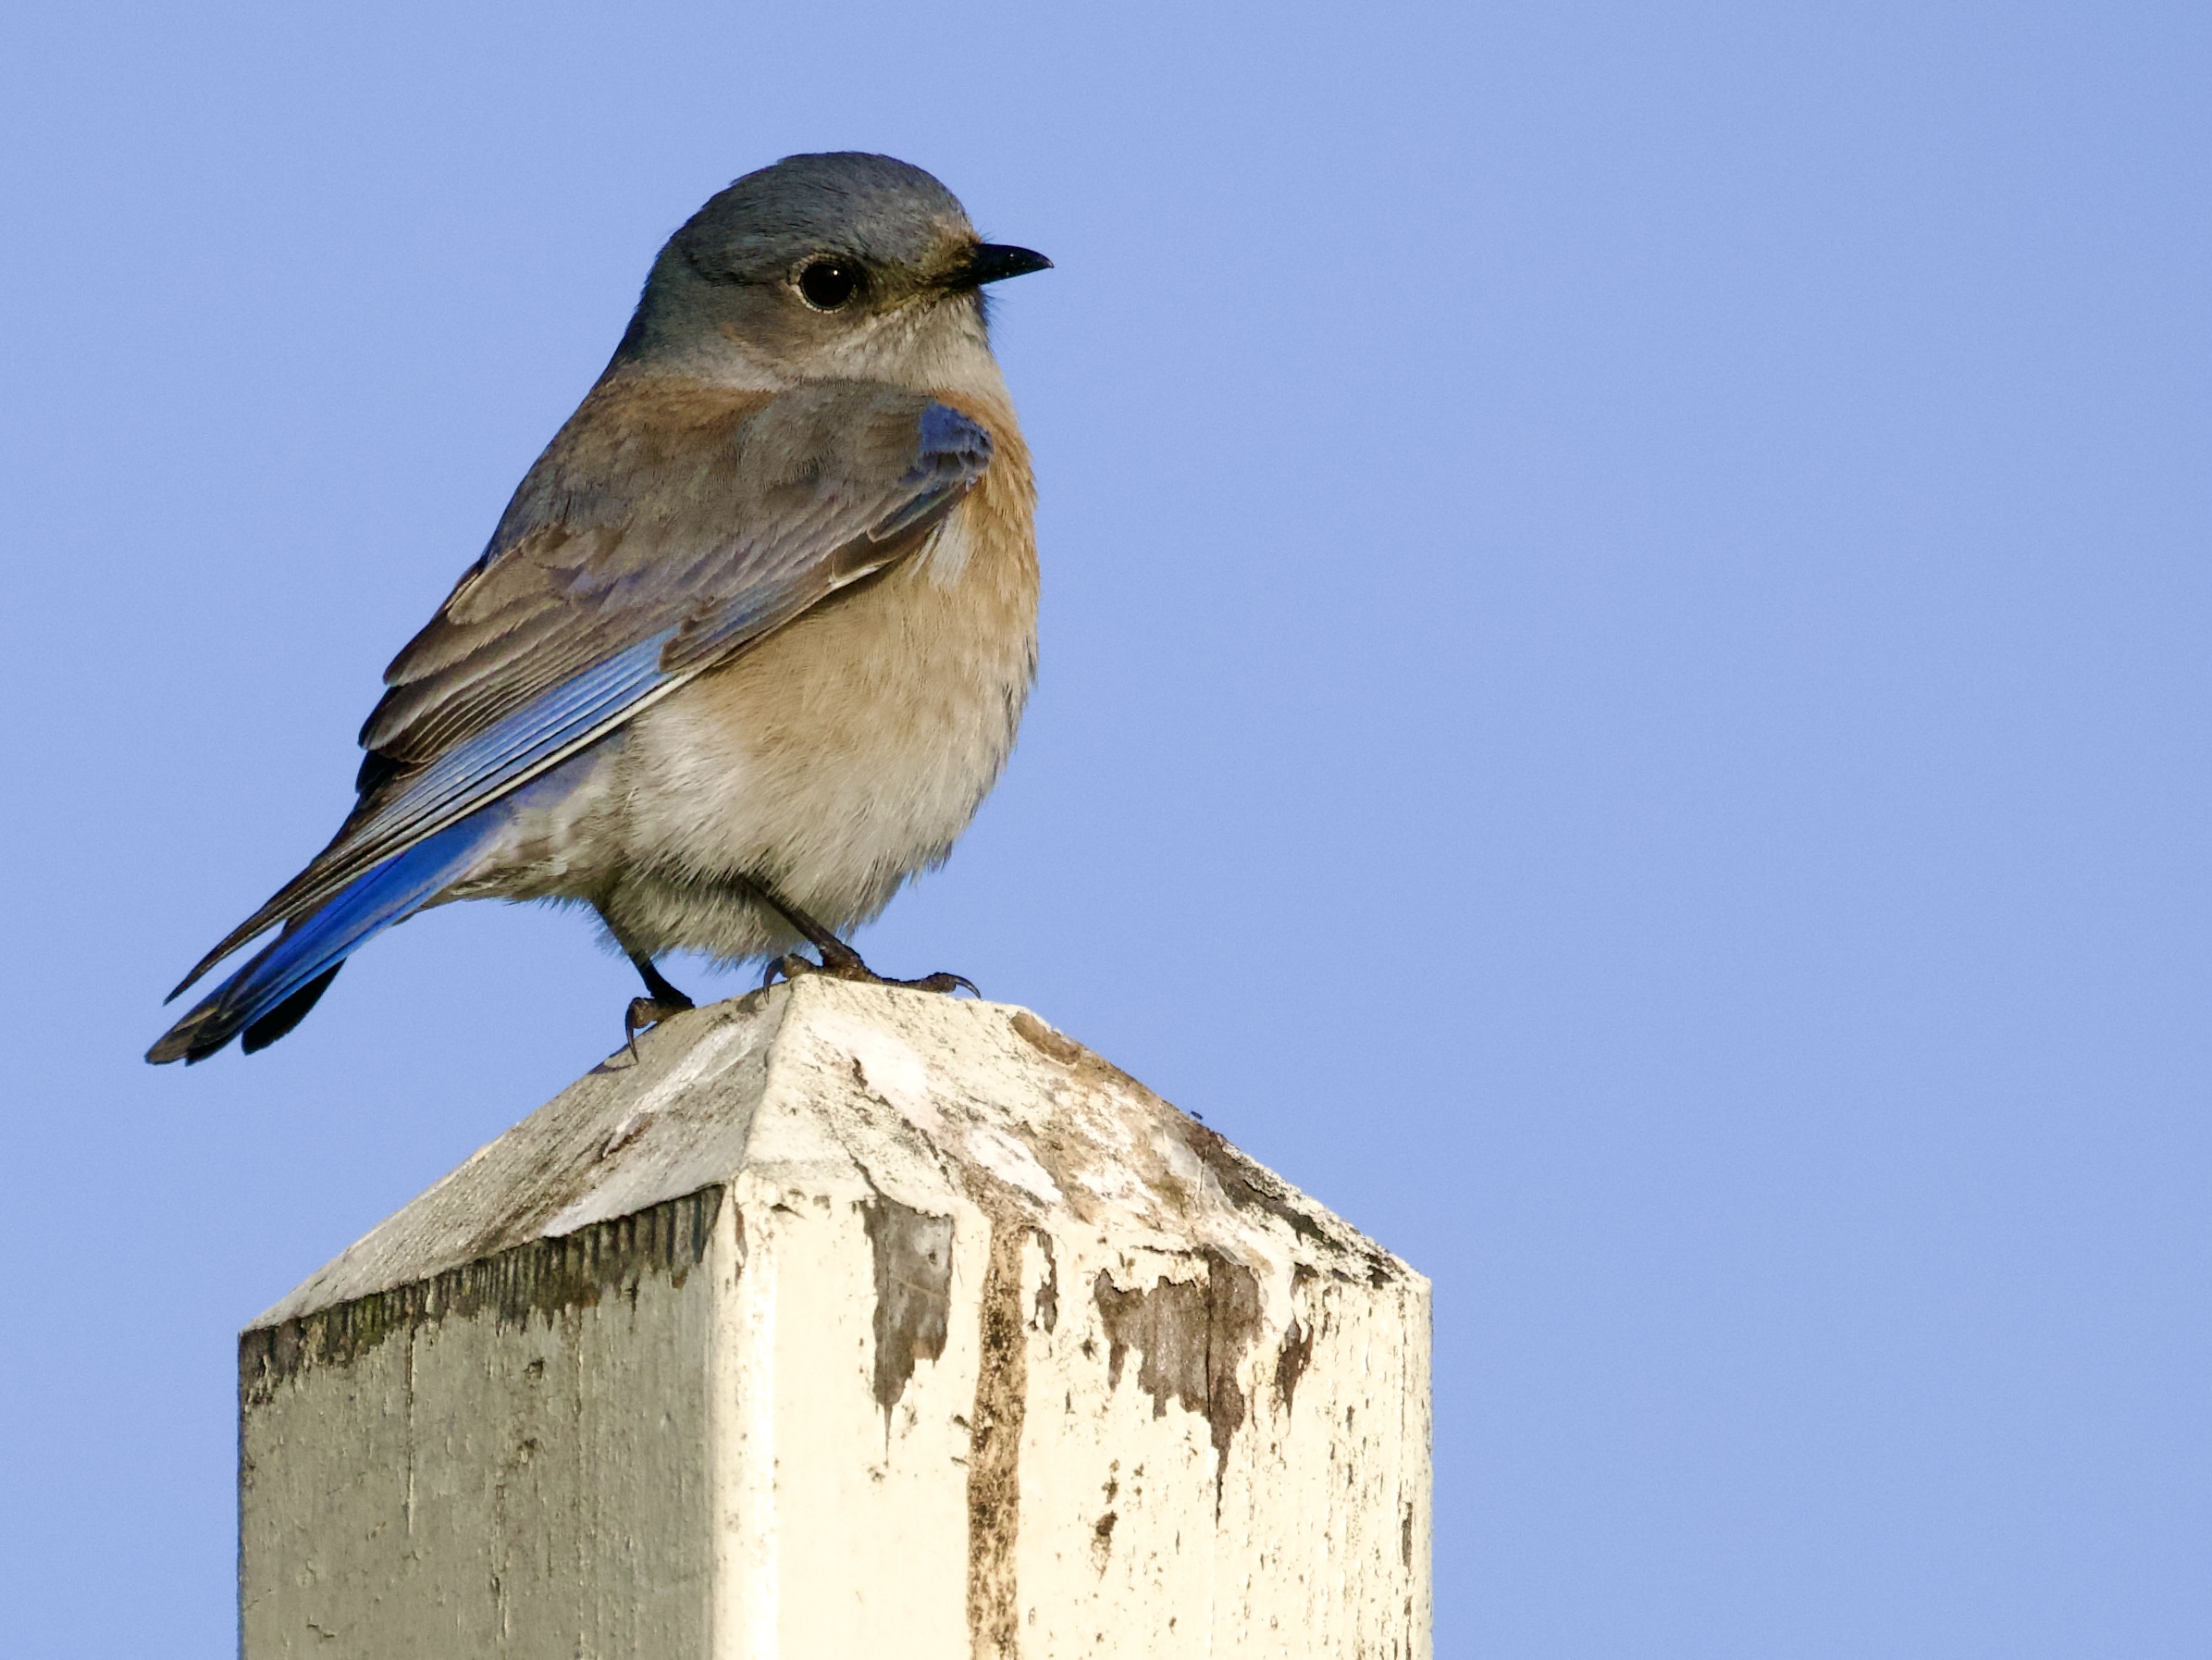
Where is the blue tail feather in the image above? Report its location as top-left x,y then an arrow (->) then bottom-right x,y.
147,809 -> 504,1064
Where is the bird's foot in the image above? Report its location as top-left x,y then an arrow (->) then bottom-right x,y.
764,938 -> 977,998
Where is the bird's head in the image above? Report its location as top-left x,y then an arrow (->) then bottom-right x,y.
614,153 -> 1050,392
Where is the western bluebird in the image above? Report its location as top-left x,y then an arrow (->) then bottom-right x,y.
149,153 -> 1051,1064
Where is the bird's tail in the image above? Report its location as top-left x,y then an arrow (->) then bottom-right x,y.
146,811 -> 501,1065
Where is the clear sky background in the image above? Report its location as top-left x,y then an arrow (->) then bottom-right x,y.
2,3 -> 2205,1654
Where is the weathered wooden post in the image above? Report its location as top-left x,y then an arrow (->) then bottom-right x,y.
239,978 -> 1431,1656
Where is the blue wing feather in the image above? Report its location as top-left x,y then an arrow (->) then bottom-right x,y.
360,629 -> 681,858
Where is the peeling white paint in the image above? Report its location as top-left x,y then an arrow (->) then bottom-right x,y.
240,978 -> 1431,1658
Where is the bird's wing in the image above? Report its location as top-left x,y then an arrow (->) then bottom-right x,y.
172,379 -> 993,997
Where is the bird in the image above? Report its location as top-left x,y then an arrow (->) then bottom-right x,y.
148,153 -> 1051,1065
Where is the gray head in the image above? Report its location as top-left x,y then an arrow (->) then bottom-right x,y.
613,153 -> 1050,390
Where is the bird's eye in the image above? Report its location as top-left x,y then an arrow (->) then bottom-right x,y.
797,259 -> 861,310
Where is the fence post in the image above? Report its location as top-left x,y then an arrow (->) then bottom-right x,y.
240,976 -> 1431,1656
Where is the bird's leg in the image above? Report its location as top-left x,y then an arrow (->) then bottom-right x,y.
624,952 -> 696,1054
743,877 -> 977,997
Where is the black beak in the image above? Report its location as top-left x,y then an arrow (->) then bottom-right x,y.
954,243 -> 1054,288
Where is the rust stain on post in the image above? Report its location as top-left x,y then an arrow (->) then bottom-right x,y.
239,1188 -> 723,1405
966,1219 -> 1029,1660
1091,1250 -> 1263,1471
1031,1230 -> 1059,1333
862,1195 -> 955,1417
1276,1266 -> 1319,1411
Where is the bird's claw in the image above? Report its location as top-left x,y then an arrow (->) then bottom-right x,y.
902,971 -> 981,997
623,992 -> 695,1061
763,949 -> 976,998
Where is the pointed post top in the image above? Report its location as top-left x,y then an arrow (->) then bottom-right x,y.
256,977 -> 1415,1334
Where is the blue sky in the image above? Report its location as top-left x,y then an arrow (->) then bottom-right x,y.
1,3 -> 2205,1654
